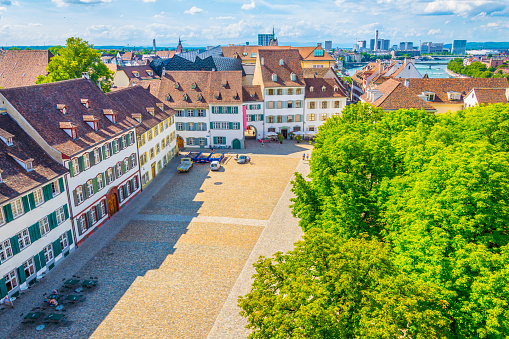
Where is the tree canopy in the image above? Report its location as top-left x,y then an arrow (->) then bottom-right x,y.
241,103 -> 509,338
36,37 -> 113,92
448,58 -> 509,81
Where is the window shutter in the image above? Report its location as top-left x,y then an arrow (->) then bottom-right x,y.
98,147 -> 103,161
22,196 -> 30,213
34,254 -> 42,272
58,178 -> 64,193
72,189 -> 78,206
29,223 -> 41,242
194,138 -> 199,146
93,177 -> 98,193
229,122 -> 233,130
82,184 -> 88,199
109,142 -> 113,155
203,110 -> 206,117
96,203 -> 103,219
213,137 -> 217,144
260,114 -> 264,120
112,140 -> 117,153
48,212 -> 57,230
78,156 -> 85,172
28,193 -> 36,210
126,133 -> 131,146
226,107 -> 231,114
38,251 -> 46,268
218,107 -> 223,114
0,279 -> 6,298
53,239 -> 62,257
186,138 -> 191,145
124,184 -> 129,197
89,151 -> 95,166
67,230 -> 73,246
258,104 -> 261,110
128,156 -> 133,169
121,161 -> 126,174
251,115 -> 255,122
17,265 -> 26,284
210,122 -> 213,129
283,115 -> 288,123
101,145 -> 106,159
86,211 -> 92,228
204,138 -> 208,146
4,204 -> 13,223
10,236 -> 20,254
104,171 -> 109,185
63,204 -> 69,220
283,101 -> 287,108
266,101 -> 269,109
119,137 -> 124,150
69,161 -> 74,177
28,223 -> 35,243
44,184 -> 53,201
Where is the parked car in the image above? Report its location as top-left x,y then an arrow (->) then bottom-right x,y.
210,161 -> 221,171
237,155 -> 250,164
178,157 -> 193,172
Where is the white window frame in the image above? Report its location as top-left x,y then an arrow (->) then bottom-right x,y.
0,208 -> 4,226
114,139 -> 120,153
39,216 -> 50,236
130,154 -> 137,167
76,186 -> 84,205
216,136 -> 225,144
0,239 -> 13,262
107,168 -> 114,183
188,138 -> 195,146
198,109 -> 205,117
97,174 -> 104,190
33,188 -> 44,206
94,148 -> 101,163
11,198 -> 24,219
78,215 -> 87,235
83,154 -> 90,170
56,207 -> 65,225
177,122 -> 183,131
17,228 -> 31,251
72,158 -> 79,174
43,244 -> 54,263
59,232 -> 69,249
23,257 -> 36,278
4,269 -> 18,292
116,163 -> 122,177
87,180 -> 94,197
90,207 -> 97,225
104,145 -> 111,158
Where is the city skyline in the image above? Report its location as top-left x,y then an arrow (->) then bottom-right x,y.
0,0 -> 507,46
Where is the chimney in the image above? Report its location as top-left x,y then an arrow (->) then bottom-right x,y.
261,57 -> 264,66
404,79 -> 409,88
317,43 -> 322,47
404,58 -> 408,66
162,67 -> 166,78
82,72 -> 90,79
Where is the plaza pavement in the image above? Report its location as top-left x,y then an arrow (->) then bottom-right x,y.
3,138 -> 312,338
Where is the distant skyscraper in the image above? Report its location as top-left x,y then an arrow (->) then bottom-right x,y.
358,40 -> 366,49
399,42 -> 405,50
153,39 -> 156,52
382,39 -> 390,51
370,39 -> 375,51
406,42 -> 413,50
258,33 -> 274,46
452,40 -> 467,55
325,40 -> 332,50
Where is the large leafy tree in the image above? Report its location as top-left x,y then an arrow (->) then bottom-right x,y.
239,229 -> 450,339
36,37 -> 113,92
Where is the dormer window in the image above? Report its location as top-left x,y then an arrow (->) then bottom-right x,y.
80,99 -> 90,108
222,81 -> 228,88
447,91 -> 461,101
57,104 -> 68,114
83,115 -> 99,131
132,71 -> 140,78
214,93 -> 220,100
243,52 -> 248,56
183,94 -> 188,101
314,49 -> 324,57
146,107 -> 155,116
422,91 -> 435,101
175,82 -> 180,89
322,86 -> 326,92
0,128 -> 14,146
156,103 -> 164,111
24,160 -> 33,171
132,113 -> 142,123
103,109 -> 118,123
197,94 -> 203,102
334,86 -> 339,92
250,92 -> 255,98
166,94 -> 172,101
191,83 -> 197,89
290,73 -> 296,81
250,53 -> 257,58
147,70 -> 153,76
272,74 -> 277,82
59,122 -> 78,139
310,86 -> 314,92
279,59 -> 284,66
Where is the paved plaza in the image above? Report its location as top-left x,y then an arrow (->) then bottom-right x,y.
3,139 -> 312,338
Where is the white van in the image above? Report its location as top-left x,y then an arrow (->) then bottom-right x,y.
210,161 -> 221,171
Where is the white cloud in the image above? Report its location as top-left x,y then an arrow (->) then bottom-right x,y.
0,6 -> 6,13
424,0 -> 507,17
215,16 -> 235,20
241,0 -> 255,10
428,28 -> 441,34
154,11 -> 165,18
143,0 -> 156,2
184,6 -> 203,15
52,0 -> 111,6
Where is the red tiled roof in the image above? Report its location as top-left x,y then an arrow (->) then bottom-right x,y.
83,115 -> 99,122
0,128 -> 14,139
258,49 -> 305,87
304,78 -> 347,98
242,85 -> 263,102
471,87 -> 508,104
155,50 -> 176,58
0,50 -> 52,88
117,65 -> 159,81
59,121 -> 77,129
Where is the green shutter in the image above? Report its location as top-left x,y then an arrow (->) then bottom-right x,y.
22,196 -> 30,213
53,239 -> 62,257
29,223 -> 41,242
67,230 -> 73,246
96,203 -> 103,219
266,101 -> 269,109
34,254 -> 41,272
78,156 -> 84,172
49,212 -> 58,229
82,184 -> 88,199
258,104 -> 261,110
210,122 -> 213,129
213,137 -> 217,144
218,107 -> 223,114
121,161 -> 126,174
69,161 -> 74,177
260,114 -> 264,120
63,205 -> 69,220
126,133 -> 131,146
98,146 -> 103,161
28,193 -> 36,210
43,184 -> 53,201
0,278 -> 8,298
57,179 -> 64,195
10,236 -> 20,255
101,146 -> 106,159
39,251 -> 46,268
229,122 -> 233,130
17,265 -> 26,284
109,142 -> 113,156
251,115 -> 255,121
119,137 -> 124,150
93,177 -> 98,193
227,107 -> 231,114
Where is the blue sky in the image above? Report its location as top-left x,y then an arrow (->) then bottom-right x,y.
0,0 -> 507,47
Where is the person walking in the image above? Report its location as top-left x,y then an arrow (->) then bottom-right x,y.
302,153 -> 306,160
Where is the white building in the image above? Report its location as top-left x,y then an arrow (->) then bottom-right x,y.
242,85 -> 265,140
0,114 -> 74,298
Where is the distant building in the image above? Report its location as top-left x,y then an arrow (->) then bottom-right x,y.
258,33 -> 275,46
399,42 -> 413,51
452,40 -> 467,55
358,40 -> 366,49
370,38 -> 390,51
324,41 -> 332,51
420,42 -> 444,54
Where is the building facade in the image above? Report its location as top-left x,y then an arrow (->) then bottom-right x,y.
452,40 -> 467,55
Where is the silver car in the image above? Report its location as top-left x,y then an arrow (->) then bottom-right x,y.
237,155 -> 250,164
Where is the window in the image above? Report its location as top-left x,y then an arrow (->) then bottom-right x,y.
309,101 -> 316,109
277,101 -> 282,109
97,174 -> 104,190
314,49 -> 324,57
84,155 -> 90,170
87,180 -> 94,197
43,244 -> 54,262
176,110 -> 183,117
56,206 -> 65,225
216,136 -> 225,144
161,139 -> 165,149
309,127 -> 316,132
104,145 -> 111,158
132,177 -> 139,191
187,109 -> 195,117
165,120 -> 168,129
290,73 -> 296,81
288,88 -> 293,95
334,101 -> 341,108
4,270 -> 17,292
131,154 -> 137,167
39,217 -> 50,236
199,138 -> 206,146
277,89 -> 283,95
268,116 -> 274,123
90,207 -> 97,225
72,158 -> 79,175
59,232 -> 69,249
198,109 -> 205,117
11,198 -> 23,219
99,200 -> 106,217
268,128 -> 276,132
321,101 -> 328,109
177,122 -> 183,131
107,168 -> 114,183
188,138 -> 195,146
123,135 -> 127,147
150,148 -> 155,159
255,114 -> 262,121
308,114 -> 316,121
76,186 -> 84,204
77,215 -> 87,235
287,101 -> 293,108
277,116 -> 283,123
23,258 -> 35,278
246,115 -> 252,122
33,188 -> 44,206
268,101 -> 274,109
51,180 -> 60,197
287,115 -> 293,123
295,114 -> 301,122
268,89 -> 274,95
320,113 -> 328,121
296,100 -> 302,108
154,126 -> 159,137
17,228 -> 31,251
124,158 -> 129,171
272,74 -> 277,82
0,240 -> 13,262
222,106 -> 228,114
126,181 -> 132,196
118,186 -> 124,201
296,88 -> 302,95
116,162 -> 122,177
198,122 -> 206,131
188,122 -> 194,131
156,143 -> 160,154
166,135 -> 170,145
0,209 -> 4,226
114,139 -> 120,153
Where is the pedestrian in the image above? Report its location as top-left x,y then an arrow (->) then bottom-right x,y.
2,295 -> 14,308
306,154 -> 309,160
302,153 -> 305,160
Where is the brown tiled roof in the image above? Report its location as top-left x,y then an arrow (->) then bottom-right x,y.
403,78 -> 509,104
258,49 -> 305,87
471,88 -> 508,104
242,85 -> 263,102
221,45 -> 291,62
303,68 -> 330,78
59,121 -> 77,129
304,78 -> 347,98
83,115 -> 99,122
121,51 -> 133,60
155,50 -> 176,58
0,114 -> 67,204
292,46 -> 335,61
107,86 -> 175,135
0,50 -> 52,89
0,78 -> 139,157
0,128 -> 14,139
361,79 -> 436,111
152,70 -> 243,109
117,65 -> 159,81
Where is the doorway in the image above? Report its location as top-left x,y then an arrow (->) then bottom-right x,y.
244,125 -> 257,139
281,129 -> 288,139
107,193 -> 118,216
177,136 -> 184,148
232,139 -> 241,149
151,163 -> 156,179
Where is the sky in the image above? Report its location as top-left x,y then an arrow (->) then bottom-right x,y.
0,0 -> 507,47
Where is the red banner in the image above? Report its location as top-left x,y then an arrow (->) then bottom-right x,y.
243,105 -> 247,131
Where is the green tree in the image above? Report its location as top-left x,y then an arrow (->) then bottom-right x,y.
36,37 -> 113,92
239,229 -> 450,339
8,47 -> 21,50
